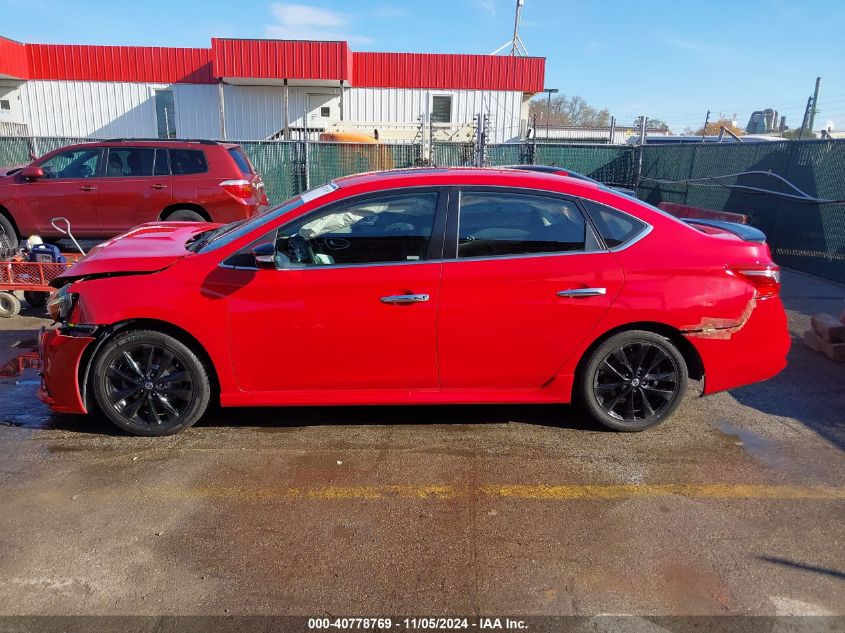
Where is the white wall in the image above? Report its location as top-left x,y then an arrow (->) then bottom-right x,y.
14,80 -> 528,143
20,80 -> 161,137
344,88 -> 526,143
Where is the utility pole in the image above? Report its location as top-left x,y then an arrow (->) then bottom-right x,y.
608,116 -> 616,144
808,76 -> 821,133
542,87 -> 558,142
799,96 -> 813,140
701,110 -> 710,140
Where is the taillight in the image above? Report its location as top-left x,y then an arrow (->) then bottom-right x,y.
220,179 -> 253,200
727,266 -> 781,298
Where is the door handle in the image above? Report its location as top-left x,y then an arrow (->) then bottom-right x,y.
380,294 -> 430,304
557,288 -> 607,298
151,184 -> 167,190
78,185 -> 96,191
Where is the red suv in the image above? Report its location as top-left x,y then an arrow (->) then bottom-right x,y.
0,139 -> 267,248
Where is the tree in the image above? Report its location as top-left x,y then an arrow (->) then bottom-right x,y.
694,118 -> 744,136
529,94 -> 611,127
633,116 -> 670,132
782,127 -> 817,140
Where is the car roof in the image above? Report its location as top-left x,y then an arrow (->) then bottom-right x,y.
61,139 -> 233,149
333,166 -> 603,191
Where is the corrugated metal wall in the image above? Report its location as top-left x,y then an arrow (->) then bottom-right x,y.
26,44 -> 214,84
212,39 -> 352,82
0,37 -> 28,79
15,81 -> 528,142
345,88 -> 525,143
20,80 -> 161,137
352,52 -> 545,93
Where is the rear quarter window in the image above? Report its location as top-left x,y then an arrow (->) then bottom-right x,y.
227,147 -> 254,175
170,149 -> 208,175
582,199 -> 648,248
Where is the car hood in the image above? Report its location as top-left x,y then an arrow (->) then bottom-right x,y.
52,221 -> 217,286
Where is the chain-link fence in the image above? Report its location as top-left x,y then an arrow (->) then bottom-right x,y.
2,135 -> 844,282
638,140 -> 845,283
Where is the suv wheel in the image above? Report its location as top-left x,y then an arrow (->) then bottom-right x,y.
165,209 -> 206,223
0,214 -> 18,257
578,330 -> 688,432
91,329 -> 211,436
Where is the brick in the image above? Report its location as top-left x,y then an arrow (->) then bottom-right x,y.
803,329 -> 823,352
810,313 -> 845,343
820,339 -> 845,362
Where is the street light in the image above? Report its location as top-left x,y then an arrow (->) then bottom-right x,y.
543,88 -> 558,141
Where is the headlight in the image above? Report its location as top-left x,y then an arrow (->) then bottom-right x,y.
47,285 -> 77,322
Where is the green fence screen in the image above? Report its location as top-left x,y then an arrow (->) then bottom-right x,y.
2,135 -> 844,282
638,140 -> 845,282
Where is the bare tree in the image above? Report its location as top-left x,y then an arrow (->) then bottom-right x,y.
529,94 -> 611,127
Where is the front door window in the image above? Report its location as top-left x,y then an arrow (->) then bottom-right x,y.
274,192 -> 439,267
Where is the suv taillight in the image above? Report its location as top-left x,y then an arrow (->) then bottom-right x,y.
727,266 -> 781,298
220,179 -> 253,200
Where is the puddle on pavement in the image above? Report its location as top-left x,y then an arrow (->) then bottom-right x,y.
714,420 -> 789,471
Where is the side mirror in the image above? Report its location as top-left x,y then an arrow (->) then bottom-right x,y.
20,165 -> 45,180
250,242 -> 276,270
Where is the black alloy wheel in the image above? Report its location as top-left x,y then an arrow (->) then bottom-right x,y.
92,330 -> 210,436
579,330 -> 688,431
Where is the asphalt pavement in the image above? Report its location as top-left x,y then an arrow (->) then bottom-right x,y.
0,270 -> 843,621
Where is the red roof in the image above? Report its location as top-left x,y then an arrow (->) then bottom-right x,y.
0,36 -> 28,79
353,52 -> 545,92
212,38 -> 352,82
26,44 -> 214,84
2,36 -> 544,92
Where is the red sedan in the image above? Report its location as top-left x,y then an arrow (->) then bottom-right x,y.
39,168 -> 789,436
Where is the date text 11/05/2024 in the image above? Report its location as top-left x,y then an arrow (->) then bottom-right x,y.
307,617 -> 528,630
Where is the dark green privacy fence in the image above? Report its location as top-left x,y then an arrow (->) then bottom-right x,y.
638,140 -> 845,283
2,135 -> 844,282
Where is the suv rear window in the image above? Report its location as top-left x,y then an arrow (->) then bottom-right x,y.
582,200 -> 648,248
170,149 -> 208,175
227,147 -> 253,175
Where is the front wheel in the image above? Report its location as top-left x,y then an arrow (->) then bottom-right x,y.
578,330 -> 688,432
91,329 -> 211,436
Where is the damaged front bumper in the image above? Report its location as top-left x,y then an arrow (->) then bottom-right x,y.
38,326 -> 96,414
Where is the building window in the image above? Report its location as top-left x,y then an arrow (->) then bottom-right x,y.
154,90 -> 176,139
320,106 -> 331,118
431,95 -> 452,124
0,100 -> 10,111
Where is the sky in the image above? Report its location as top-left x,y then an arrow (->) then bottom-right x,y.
3,0 -> 845,133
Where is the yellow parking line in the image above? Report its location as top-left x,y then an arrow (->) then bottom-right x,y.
153,483 -> 845,501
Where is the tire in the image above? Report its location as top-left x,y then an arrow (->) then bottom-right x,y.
0,213 -> 18,257
0,292 -> 21,318
165,209 -> 206,223
578,330 -> 688,432
23,291 -> 48,310
90,329 -> 211,436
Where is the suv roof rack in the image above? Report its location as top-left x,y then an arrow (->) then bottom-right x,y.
101,138 -> 220,145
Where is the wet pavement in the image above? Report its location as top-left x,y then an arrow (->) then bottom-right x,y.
0,270 -> 843,617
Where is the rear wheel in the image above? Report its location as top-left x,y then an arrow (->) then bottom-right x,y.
91,329 -> 211,436
165,208 -> 205,223
578,330 -> 688,432
0,292 -> 21,318
0,214 -> 18,257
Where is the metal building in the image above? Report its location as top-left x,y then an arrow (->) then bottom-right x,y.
0,36 -> 545,143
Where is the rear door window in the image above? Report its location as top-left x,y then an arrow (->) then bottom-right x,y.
104,147 -> 155,177
170,149 -> 208,175
227,147 -> 254,175
581,200 -> 648,248
457,191 -> 594,258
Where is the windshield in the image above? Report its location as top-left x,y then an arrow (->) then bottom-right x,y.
196,181 -> 340,253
